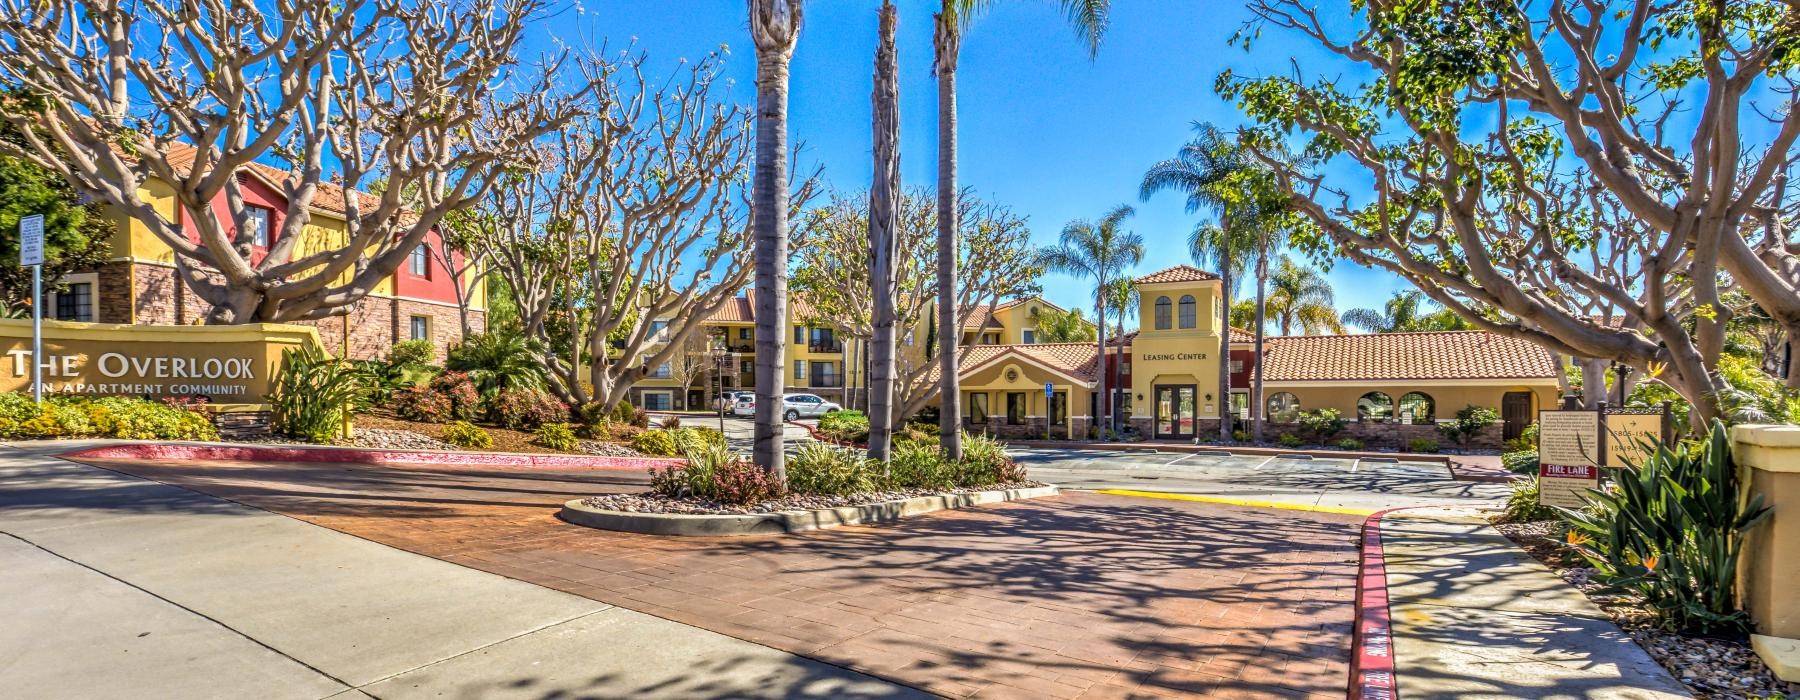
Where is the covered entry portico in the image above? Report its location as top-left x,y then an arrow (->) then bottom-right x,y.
955,344 -> 1097,440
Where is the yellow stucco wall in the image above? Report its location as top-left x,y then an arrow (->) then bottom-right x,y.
959,358 -> 1093,435
1130,278 -> 1227,418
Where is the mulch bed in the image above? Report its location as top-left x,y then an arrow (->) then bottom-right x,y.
1494,518 -> 1787,699
352,416 -> 649,458
580,480 -> 1049,516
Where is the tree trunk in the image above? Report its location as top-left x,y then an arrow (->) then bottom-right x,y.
866,0 -> 901,462
750,13 -> 798,479
1095,287 -> 1108,441
1250,248 -> 1268,443
1578,358 -> 1609,409
1217,251 -> 1234,442
934,12 -> 963,459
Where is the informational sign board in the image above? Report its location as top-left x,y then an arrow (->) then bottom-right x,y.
1539,410 -> 1602,467
1604,412 -> 1664,468
18,214 -> 43,267
1538,463 -> 1601,508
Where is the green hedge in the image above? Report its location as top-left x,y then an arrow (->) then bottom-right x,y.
0,393 -> 217,441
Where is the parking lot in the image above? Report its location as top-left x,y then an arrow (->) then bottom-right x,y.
1011,446 -> 1509,512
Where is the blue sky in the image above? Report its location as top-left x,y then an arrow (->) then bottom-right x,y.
550,0 -> 1411,322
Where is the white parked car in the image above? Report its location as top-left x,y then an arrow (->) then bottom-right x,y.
717,391 -> 753,412
732,393 -> 841,420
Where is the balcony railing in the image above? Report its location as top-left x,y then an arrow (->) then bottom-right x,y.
807,341 -> 843,354
808,375 -> 844,388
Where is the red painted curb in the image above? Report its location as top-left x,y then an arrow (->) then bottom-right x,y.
60,443 -> 685,471
1351,507 -> 1405,700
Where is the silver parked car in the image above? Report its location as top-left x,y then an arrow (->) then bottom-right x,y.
731,392 -> 841,420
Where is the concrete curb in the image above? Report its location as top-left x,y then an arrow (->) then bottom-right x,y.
1351,507 -> 1404,700
60,442 -> 686,471
558,485 -> 1061,536
1017,439 -> 1463,466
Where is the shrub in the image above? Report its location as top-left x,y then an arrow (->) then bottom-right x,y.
888,441 -> 956,490
387,339 -> 435,368
394,370 -> 478,419
445,332 -> 547,396
670,427 -> 726,454
1276,433 -> 1303,448
356,339 -> 439,401
1502,450 -> 1540,474
895,423 -> 938,447
1437,405 -> 1499,446
393,386 -> 453,422
1503,422 -> 1540,453
1231,429 -> 1249,442
1561,421 -> 1772,634
484,389 -> 568,430
1335,438 -> 1364,451
533,422 -> 578,452
958,432 -> 1025,486
630,429 -> 679,456
270,345 -> 368,443
662,414 -> 682,430
1297,408 -> 1347,439
442,421 -> 493,449
786,443 -> 882,496
1499,476 -> 1558,523
650,443 -> 783,505
1407,437 -> 1441,454
817,409 -> 870,443
0,394 -> 217,441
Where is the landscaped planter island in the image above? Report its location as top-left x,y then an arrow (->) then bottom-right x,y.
560,484 -> 1060,536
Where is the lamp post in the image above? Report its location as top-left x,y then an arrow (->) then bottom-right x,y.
711,335 -> 729,433
1612,362 -> 1632,406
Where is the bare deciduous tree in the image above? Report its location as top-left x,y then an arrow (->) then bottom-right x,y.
0,0 -> 582,323
792,188 -> 1044,423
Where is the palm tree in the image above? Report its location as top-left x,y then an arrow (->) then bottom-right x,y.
868,0 -> 901,462
1185,222 -> 1256,441
1142,123 -> 1260,442
1265,256 -> 1344,335
748,0 -> 804,479
1042,205 -> 1143,440
1343,290 -> 1474,333
934,0 -> 1110,458
1102,277 -> 1137,432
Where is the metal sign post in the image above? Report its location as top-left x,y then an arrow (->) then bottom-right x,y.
19,214 -> 44,404
1044,383 -> 1053,441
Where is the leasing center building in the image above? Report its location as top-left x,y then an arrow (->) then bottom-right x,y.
947,265 -> 1559,448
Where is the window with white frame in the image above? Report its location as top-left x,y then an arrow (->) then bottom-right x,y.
794,360 -> 806,379
650,361 -> 672,378
1022,329 -> 1036,344
641,391 -> 673,411
409,315 -> 430,340
244,205 -> 272,247
409,244 -> 430,277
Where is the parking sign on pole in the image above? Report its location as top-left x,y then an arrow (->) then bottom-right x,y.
20,214 -> 44,403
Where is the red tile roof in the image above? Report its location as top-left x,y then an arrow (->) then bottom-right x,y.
944,342 -> 1102,385
1259,331 -> 1558,382
163,142 -> 383,218
1135,265 -> 1219,285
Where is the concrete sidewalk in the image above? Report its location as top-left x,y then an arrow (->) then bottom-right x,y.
1378,507 -> 1691,699
0,442 -> 917,699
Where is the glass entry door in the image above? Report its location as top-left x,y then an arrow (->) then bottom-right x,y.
1154,385 -> 1197,439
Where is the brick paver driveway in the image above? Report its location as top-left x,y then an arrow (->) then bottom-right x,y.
76,457 -> 1361,699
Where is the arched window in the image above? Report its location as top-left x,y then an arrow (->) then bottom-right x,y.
1154,296 -> 1172,330
1397,392 -> 1436,424
1267,392 -> 1301,423
1178,295 -> 1197,329
1357,392 -> 1394,422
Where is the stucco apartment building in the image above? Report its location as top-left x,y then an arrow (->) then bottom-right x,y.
624,294 -> 1084,411
44,145 -> 485,361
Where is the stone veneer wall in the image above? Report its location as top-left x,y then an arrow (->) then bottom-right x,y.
99,261 -> 483,362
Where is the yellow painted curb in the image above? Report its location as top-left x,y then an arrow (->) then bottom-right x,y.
1091,489 -> 1379,516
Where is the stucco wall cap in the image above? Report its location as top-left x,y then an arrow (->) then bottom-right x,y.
1733,424 -> 1800,448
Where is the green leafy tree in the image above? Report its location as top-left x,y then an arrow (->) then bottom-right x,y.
1034,307 -> 1097,343
1220,0 -> 1800,424
1042,205 -> 1143,437
0,150 -> 109,316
